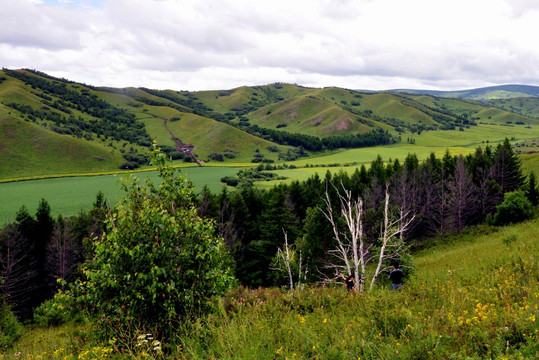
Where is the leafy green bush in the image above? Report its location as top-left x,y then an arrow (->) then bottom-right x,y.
493,190 -> 534,225
0,302 -> 22,348
33,291 -> 76,327
81,145 -> 235,344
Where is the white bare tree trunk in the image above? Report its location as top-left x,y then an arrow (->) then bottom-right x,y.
320,182 -> 365,291
321,181 -> 414,292
283,231 -> 294,290
273,230 -> 306,290
369,185 -> 415,290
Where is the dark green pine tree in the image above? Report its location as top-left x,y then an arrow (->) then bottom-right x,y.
33,199 -> 55,306
243,188 -> 300,287
526,172 -> 539,206
492,139 -> 526,193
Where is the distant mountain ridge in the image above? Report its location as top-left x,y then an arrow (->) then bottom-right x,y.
389,84 -> 539,100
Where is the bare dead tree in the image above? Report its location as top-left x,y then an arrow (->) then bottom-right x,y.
0,224 -> 37,319
218,199 -> 239,249
320,182 -> 414,292
271,230 -> 306,290
391,167 -> 419,241
46,219 -> 83,291
369,185 -> 415,290
448,156 -> 477,233
319,181 -> 365,291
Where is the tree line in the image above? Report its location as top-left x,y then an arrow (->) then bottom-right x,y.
3,69 -> 152,147
0,140 -> 537,321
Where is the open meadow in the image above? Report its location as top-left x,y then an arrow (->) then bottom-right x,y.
6,217 -> 537,359
0,166 -> 240,225
2,122 -> 539,225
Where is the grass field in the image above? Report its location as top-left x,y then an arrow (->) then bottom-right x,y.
6,217 -> 537,359
521,152 -> 539,175
2,121 -> 538,225
0,166 -> 239,225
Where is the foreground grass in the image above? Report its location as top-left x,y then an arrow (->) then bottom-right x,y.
5,218 -> 537,359
176,221 -> 538,360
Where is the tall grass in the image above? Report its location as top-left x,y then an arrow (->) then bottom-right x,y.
3,219 -> 537,359
175,220 -> 538,359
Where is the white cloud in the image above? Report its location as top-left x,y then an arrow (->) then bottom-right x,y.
2,0 -> 539,90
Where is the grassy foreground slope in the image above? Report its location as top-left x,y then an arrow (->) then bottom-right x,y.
7,218 -> 538,359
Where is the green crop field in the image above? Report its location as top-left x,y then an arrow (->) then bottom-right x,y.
0,166 -> 240,225
3,121 -> 538,225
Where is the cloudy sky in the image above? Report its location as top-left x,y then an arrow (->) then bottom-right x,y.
2,0 -> 538,91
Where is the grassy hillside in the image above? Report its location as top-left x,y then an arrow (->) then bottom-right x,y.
0,116 -> 123,180
392,84 -> 539,100
0,70 -> 288,178
2,68 -> 539,184
486,97 -> 539,119
7,217 -> 538,358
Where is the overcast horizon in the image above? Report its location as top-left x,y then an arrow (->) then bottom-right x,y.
2,0 -> 539,92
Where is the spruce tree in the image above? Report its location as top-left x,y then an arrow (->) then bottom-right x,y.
526,172 -> 539,206
492,139 -> 526,193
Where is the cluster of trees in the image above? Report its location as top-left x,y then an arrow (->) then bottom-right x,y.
1,141 -> 537,315
198,139 -> 535,287
0,196 -> 107,320
0,142 -> 536,349
243,125 -> 395,152
3,69 -> 152,147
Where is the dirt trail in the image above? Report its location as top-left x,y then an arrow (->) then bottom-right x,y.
147,113 -> 201,165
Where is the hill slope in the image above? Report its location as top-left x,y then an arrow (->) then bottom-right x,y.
390,84 -> 539,100
2,69 -> 539,180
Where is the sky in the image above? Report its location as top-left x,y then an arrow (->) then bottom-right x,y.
2,0 -> 539,91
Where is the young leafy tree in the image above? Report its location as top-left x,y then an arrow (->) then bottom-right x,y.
492,190 -> 534,225
81,145 -> 235,343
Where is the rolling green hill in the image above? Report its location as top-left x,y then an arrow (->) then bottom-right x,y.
390,84 -> 539,100
2,69 -> 539,181
391,84 -> 539,119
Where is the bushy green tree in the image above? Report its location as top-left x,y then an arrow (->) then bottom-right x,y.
0,300 -> 22,348
81,145 -> 235,342
492,190 -> 534,225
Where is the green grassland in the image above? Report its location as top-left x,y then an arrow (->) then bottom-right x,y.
521,152 -> 539,175
3,69 -> 539,180
0,116 -> 123,179
2,69 -> 539,227
7,217 -> 538,359
2,121 -> 538,224
247,96 -> 387,136
0,166 -> 239,225
487,97 -> 539,119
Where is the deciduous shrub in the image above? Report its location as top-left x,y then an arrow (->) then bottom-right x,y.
33,290 -> 77,327
492,190 -> 534,225
0,302 -> 22,348
81,144 -> 235,345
